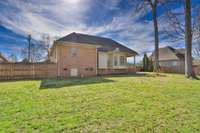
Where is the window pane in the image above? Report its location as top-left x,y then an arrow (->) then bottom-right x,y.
120,56 -> 125,65
70,48 -> 77,57
114,56 -> 118,66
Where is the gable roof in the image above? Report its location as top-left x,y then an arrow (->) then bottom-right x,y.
151,46 -> 185,61
0,53 -> 9,63
55,32 -> 138,56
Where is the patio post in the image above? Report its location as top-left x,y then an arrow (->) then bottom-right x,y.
134,56 -> 136,65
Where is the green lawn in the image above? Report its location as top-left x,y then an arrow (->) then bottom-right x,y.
0,73 -> 200,133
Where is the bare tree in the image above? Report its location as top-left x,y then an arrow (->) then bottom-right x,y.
9,53 -> 18,63
21,34 -> 50,63
193,48 -> 200,58
27,34 -> 31,62
147,0 -> 160,72
163,2 -> 200,41
133,0 -> 171,72
185,0 -> 196,78
30,42 -> 47,62
193,41 -> 200,58
193,12 -> 200,58
162,0 -> 199,78
40,34 -> 51,61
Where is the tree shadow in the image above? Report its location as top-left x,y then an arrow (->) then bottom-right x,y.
40,76 -> 115,89
104,72 -> 167,78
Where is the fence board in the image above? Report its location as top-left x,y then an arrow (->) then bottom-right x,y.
0,63 -> 58,80
160,66 -> 184,74
160,66 -> 200,75
194,66 -> 200,75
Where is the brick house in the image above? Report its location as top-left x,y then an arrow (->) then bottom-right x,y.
50,32 -> 138,77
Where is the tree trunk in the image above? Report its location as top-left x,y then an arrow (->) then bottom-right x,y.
185,0 -> 196,78
152,5 -> 159,72
28,35 -> 31,63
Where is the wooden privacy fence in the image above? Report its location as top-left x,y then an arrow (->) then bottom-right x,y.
194,65 -> 200,75
160,66 -> 200,75
160,66 -> 185,74
0,63 -> 58,80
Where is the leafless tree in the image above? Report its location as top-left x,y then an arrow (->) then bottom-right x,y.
21,34 -> 50,63
163,2 -> 200,42
27,34 -> 31,62
193,48 -> 200,58
9,53 -> 18,63
133,0 -> 172,72
185,0 -> 196,78
193,40 -> 200,58
40,34 -> 51,61
193,13 -> 200,58
162,0 -> 199,78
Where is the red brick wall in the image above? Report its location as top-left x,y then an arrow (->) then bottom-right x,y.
57,44 -> 97,78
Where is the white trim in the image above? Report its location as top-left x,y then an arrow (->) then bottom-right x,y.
112,53 -> 128,69
98,52 -> 109,69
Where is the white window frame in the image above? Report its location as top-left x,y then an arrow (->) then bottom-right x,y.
114,56 -> 118,66
70,48 -> 77,57
120,56 -> 126,66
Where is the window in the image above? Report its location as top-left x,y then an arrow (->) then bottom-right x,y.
70,48 -> 77,57
172,61 -> 178,66
114,56 -> 118,66
89,67 -> 94,71
120,56 -> 126,65
85,67 -> 93,71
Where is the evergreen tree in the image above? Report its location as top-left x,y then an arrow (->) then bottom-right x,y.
143,53 -> 149,71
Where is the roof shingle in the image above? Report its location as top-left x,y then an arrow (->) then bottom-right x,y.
151,46 -> 185,61
55,32 -> 138,56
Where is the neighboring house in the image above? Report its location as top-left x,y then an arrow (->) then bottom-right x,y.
151,46 -> 185,73
50,32 -> 138,77
193,59 -> 200,66
193,59 -> 200,75
0,53 -> 9,63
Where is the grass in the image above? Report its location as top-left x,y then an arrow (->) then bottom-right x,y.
0,73 -> 200,133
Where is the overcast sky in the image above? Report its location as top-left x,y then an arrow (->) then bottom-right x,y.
0,0 -> 199,62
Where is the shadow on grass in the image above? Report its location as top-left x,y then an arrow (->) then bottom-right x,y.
40,76 -> 115,89
104,72 -> 167,78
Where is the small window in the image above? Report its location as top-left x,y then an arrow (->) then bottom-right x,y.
85,68 -> 93,71
114,56 -> 118,66
89,68 -> 94,71
70,48 -> 77,57
120,56 -> 126,65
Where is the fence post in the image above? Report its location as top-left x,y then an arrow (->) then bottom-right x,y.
33,63 -> 35,79
10,63 -> 13,80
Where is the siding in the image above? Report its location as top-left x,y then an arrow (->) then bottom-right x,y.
98,52 -> 128,69
98,52 -> 108,69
